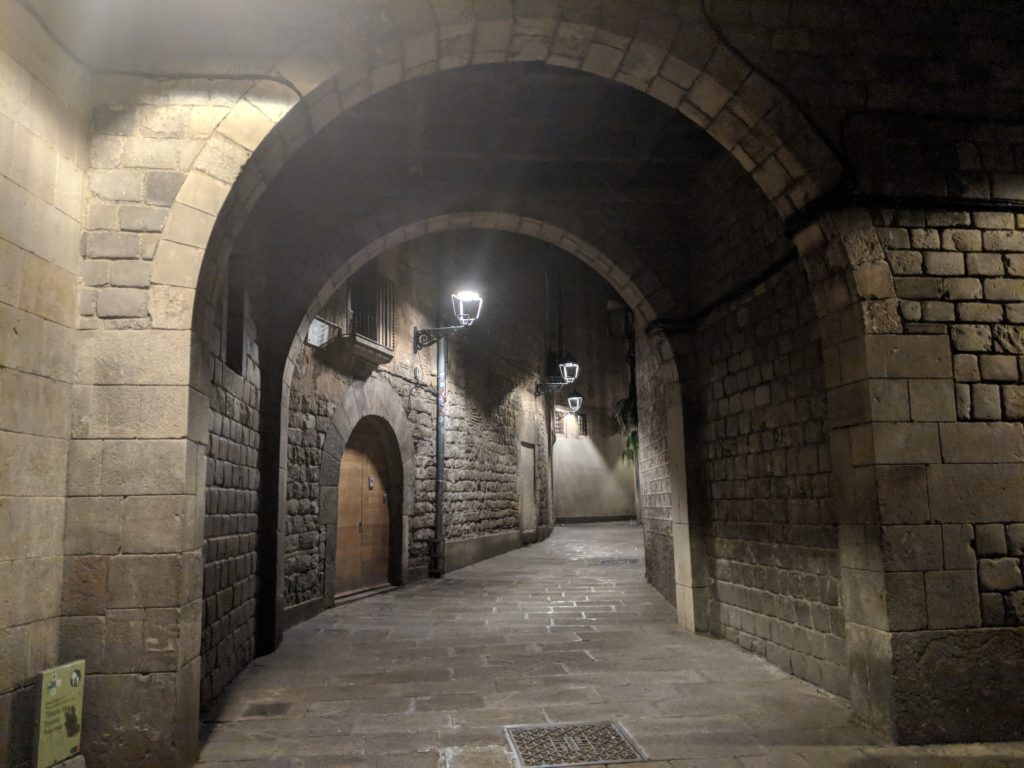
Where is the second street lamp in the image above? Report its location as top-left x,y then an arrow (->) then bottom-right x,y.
558,357 -> 579,384
567,390 -> 583,413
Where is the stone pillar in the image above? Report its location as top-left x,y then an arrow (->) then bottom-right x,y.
634,329 -> 679,607
801,208 -> 1024,743
63,328 -> 206,765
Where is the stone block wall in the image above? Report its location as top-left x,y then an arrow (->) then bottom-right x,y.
284,365 -> 438,601
878,210 -> 1024,423
443,352 -> 546,542
2,2 -> 1022,760
77,70 -> 278,338
636,330 -> 677,604
0,4 -> 89,764
875,208 -> 1024,630
681,157 -> 790,308
200,297 -> 261,707
683,261 -> 844,695
708,1 -> 1024,201
284,392 -> 329,605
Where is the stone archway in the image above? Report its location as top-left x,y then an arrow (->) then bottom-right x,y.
132,11 -> 853,686
148,0 -> 844,318
276,212 -> 698,628
67,6 -> 881,763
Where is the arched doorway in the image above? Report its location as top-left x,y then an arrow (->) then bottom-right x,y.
334,417 -> 403,597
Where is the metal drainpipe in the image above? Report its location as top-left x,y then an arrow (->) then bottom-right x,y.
430,334 -> 447,577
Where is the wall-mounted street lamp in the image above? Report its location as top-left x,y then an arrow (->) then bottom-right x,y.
561,360 -> 577,385
566,390 -> 583,413
414,290 -> 483,350
414,289 -> 483,579
553,390 -> 584,432
559,358 -> 580,384
535,355 -> 581,396
452,290 -> 483,327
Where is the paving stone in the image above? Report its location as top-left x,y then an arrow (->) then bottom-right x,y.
194,525 -> 1024,766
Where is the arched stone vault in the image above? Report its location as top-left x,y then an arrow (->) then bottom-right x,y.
69,3 -> 921,763
4,1 -> 1016,764
152,5 -> 886,759
275,211 -> 692,624
154,0 -> 844,318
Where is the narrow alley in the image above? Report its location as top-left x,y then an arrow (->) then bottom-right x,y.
198,524 -> 1023,767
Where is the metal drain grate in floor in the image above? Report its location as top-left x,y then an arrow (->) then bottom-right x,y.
504,721 -> 646,767
241,702 -> 291,718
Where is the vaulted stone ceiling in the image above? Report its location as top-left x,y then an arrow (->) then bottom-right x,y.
241,62 -> 784,338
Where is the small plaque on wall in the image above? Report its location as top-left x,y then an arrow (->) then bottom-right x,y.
307,316 -> 334,348
35,660 -> 85,768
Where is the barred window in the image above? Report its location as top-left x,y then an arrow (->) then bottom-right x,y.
348,271 -> 395,350
553,409 -> 566,436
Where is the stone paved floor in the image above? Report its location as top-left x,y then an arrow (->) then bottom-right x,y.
199,523 -> 1024,767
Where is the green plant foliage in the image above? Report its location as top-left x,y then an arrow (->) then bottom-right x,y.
612,394 -> 639,464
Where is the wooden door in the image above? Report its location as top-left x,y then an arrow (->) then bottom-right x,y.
360,433 -> 390,589
518,442 -> 537,537
335,423 -> 391,596
335,444 -> 363,595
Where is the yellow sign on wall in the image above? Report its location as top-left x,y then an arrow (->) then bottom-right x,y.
35,660 -> 85,768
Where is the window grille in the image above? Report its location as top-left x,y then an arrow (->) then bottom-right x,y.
553,410 -> 566,436
348,273 -> 395,350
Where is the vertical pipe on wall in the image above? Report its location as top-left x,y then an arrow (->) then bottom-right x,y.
430,241 -> 448,579
430,332 -> 447,576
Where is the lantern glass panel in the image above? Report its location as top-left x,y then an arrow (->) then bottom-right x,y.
452,290 -> 483,326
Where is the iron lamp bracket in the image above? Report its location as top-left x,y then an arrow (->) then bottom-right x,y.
414,325 -> 462,351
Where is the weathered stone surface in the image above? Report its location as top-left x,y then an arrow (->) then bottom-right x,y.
107,554 -> 186,608
941,523 -> 975,570
882,525 -> 943,571
0,57 -> 89,761
976,524 -> 1008,557
979,558 -> 1023,591
100,439 -> 191,495
84,671 -> 186,765
891,628 -> 1024,743
62,555 -> 108,615
109,260 -> 152,288
118,204 -> 168,232
938,422 -> 1024,463
928,464 -> 1024,523
877,464 -> 929,525
96,287 -> 148,318
201,295 -> 261,707
881,214 -> 1024,427
1008,524 -> 1024,556
6,6 -> 1024,765
74,330 -> 190,385
885,572 -> 927,631
924,570 -> 981,629
863,335 -> 951,379
145,170 -> 186,205
981,592 -> 1006,625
